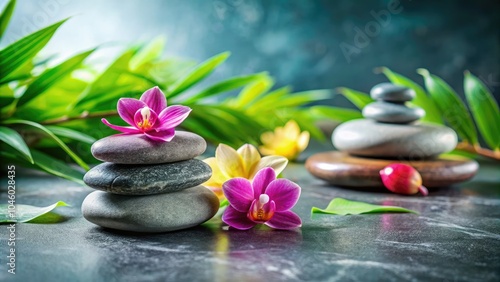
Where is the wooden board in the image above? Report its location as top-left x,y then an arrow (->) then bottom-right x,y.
305,151 -> 479,188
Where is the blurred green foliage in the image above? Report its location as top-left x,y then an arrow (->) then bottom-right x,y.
0,1 -> 341,182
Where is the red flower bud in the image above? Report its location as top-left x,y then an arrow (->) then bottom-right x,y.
379,163 -> 428,196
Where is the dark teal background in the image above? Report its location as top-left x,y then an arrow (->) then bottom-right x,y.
2,0 -> 499,104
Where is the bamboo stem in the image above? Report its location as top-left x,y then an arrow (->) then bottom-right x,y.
40,110 -> 118,125
455,142 -> 500,161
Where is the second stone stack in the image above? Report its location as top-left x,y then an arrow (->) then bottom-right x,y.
81,131 -> 219,233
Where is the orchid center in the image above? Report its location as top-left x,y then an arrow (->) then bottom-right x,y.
137,107 -> 153,131
248,194 -> 275,223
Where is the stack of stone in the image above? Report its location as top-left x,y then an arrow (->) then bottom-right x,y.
305,83 -> 480,188
81,132 -> 219,233
333,83 -> 457,159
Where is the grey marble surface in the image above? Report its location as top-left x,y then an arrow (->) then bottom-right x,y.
0,158 -> 499,282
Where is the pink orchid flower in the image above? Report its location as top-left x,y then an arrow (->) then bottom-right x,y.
102,86 -> 191,142
222,167 -> 302,230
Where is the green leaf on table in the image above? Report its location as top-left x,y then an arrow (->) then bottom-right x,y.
0,0 -> 15,39
336,87 -> 373,110
463,71 -> 500,150
2,119 -> 89,170
378,67 -> 442,124
0,126 -> 33,163
417,68 -> 478,145
0,19 -> 67,84
167,52 -> 230,98
311,198 -> 418,215
16,49 -> 94,107
185,72 -> 268,103
0,201 -> 69,224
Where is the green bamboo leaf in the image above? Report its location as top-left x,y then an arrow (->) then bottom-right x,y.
0,19 -> 67,84
0,126 -> 33,163
247,86 -> 291,112
73,50 -> 135,108
378,67 -> 442,124
249,90 -> 330,113
2,119 -> 89,170
45,125 -> 97,144
130,36 -> 166,70
185,72 -> 268,103
0,0 -> 15,39
336,87 -> 373,110
311,198 -> 417,215
310,106 -> 362,122
167,52 -> 230,98
464,71 -> 500,150
418,68 -> 478,145
0,201 -> 69,224
17,49 -> 95,107
0,149 -> 84,183
272,90 -> 331,108
231,75 -> 274,108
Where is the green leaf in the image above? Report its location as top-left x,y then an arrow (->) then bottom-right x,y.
418,69 -> 478,145
231,75 -> 274,108
310,106 -> 362,122
378,67 -> 442,124
0,126 -> 33,163
246,86 -> 291,112
185,72 -> 268,103
464,71 -> 500,150
219,198 -> 229,208
0,0 -> 15,39
30,150 -> 84,183
130,36 -> 166,70
248,89 -> 330,113
0,201 -> 69,223
311,198 -> 417,215
167,52 -> 230,98
0,19 -> 67,84
17,49 -> 95,107
73,50 -> 136,109
2,119 -> 89,170
336,88 -> 373,110
45,125 -> 96,144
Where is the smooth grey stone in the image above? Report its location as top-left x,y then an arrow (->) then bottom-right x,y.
362,101 -> 425,123
91,131 -> 207,164
81,186 -> 219,233
370,83 -> 416,102
332,119 -> 457,159
83,159 -> 212,195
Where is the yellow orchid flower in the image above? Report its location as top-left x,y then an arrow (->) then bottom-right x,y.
259,120 -> 310,161
203,144 -> 288,199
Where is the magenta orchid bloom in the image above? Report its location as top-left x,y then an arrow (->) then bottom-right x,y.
222,167 -> 302,230
102,86 -> 191,142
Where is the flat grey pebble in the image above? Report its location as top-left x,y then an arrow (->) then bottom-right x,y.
91,131 -> 206,164
362,101 -> 425,123
83,159 -> 212,195
370,83 -> 416,102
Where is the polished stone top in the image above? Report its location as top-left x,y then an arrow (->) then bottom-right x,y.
1,151 -> 499,281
